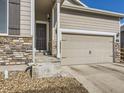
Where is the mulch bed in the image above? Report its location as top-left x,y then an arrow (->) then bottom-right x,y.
0,72 -> 89,93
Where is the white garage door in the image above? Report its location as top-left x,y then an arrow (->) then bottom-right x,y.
62,34 -> 113,65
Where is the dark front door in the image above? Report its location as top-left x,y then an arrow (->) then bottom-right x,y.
36,23 -> 47,50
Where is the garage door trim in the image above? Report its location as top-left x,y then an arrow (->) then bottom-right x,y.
60,28 -> 116,37
60,28 -> 116,65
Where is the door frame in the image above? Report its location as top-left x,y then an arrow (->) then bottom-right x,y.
35,20 -> 49,52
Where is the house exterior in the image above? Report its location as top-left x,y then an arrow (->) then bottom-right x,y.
0,0 -> 124,65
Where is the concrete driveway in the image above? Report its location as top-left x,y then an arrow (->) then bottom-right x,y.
62,63 -> 124,93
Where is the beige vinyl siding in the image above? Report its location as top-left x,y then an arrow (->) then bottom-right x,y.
60,8 -> 120,33
20,0 -> 31,36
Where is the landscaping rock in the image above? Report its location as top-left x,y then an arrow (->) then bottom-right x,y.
0,72 -> 89,93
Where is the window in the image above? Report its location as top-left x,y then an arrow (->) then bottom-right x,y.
0,0 -> 20,35
0,0 -> 7,34
9,0 -> 20,35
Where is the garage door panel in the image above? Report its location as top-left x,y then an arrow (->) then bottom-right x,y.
62,34 -> 113,65
63,49 -> 112,58
62,42 -> 112,49
62,41 -> 91,49
62,57 -> 112,65
63,34 -> 113,41
63,52 -> 91,57
62,43 -> 90,49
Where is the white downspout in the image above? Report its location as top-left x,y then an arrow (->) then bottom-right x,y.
56,0 -> 61,59
31,0 -> 35,64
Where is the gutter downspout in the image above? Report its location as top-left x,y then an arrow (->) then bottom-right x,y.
56,0 -> 61,59
31,0 -> 35,64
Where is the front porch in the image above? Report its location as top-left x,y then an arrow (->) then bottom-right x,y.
35,52 -> 59,63
33,0 -> 62,63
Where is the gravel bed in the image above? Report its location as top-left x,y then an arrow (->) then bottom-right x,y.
0,72 -> 89,93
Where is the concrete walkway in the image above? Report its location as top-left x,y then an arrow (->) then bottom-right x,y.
62,63 -> 124,93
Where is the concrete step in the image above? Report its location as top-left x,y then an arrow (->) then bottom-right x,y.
35,53 -> 59,63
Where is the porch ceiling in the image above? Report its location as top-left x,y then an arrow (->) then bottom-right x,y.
36,0 -> 54,13
35,0 -> 64,20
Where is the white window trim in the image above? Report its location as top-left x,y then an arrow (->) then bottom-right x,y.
6,0 -> 9,35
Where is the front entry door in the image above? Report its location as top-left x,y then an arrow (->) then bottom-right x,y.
36,23 -> 47,50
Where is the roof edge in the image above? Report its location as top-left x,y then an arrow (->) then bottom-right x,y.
73,0 -> 88,7
62,5 -> 124,18
87,7 -> 124,18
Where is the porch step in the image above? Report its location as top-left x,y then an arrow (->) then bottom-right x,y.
35,53 -> 59,63
35,50 -> 49,56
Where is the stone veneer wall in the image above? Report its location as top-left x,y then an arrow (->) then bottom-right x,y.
114,42 -> 120,63
52,40 -> 57,57
0,36 -> 32,65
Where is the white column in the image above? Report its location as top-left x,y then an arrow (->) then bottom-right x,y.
31,0 -> 35,63
56,0 -> 61,59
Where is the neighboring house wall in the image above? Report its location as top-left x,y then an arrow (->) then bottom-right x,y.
121,31 -> 124,48
60,8 -> 120,33
121,25 -> 124,48
121,25 -> 124,31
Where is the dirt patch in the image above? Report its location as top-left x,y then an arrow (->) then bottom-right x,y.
0,72 -> 89,93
